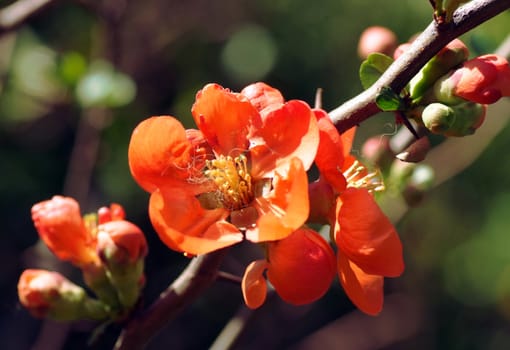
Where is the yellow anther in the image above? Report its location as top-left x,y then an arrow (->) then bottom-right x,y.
204,154 -> 254,210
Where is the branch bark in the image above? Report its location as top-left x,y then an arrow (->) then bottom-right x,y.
329,0 -> 510,133
114,249 -> 228,350
0,0 -> 57,34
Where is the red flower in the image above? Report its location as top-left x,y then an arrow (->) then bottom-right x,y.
242,227 -> 336,309
311,109 -> 404,315
128,83 -> 319,255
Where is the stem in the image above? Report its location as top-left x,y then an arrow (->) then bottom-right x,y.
0,0 -> 57,34
114,249 -> 228,350
329,0 -> 510,133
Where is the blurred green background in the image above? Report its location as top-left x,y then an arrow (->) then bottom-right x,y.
1,0 -> 510,349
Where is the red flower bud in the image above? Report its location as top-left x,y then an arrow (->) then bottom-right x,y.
357,26 -> 398,59
451,54 -> 510,104
18,269 -> 108,321
97,220 -> 148,264
98,203 -> 126,224
31,196 -> 98,267
96,220 -> 148,309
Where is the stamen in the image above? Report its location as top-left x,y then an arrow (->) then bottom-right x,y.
204,154 -> 254,210
343,160 -> 385,193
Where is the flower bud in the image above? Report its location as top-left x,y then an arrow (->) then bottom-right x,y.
401,164 -> 435,206
421,102 -> 456,134
98,203 -> 126,224
357,26 -> 398,59
442,101 -> 486,137
18,269 -> 109,321
31,196 -> 98,267
361,135 -> 394,169
96,220 -> 148,309
450,54 -> 510,104
409,39 -> 469,102
266,228 -> 336,305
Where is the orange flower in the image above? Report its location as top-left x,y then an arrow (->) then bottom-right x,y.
311,109 -> 404,315
128,83 -> 319,255
32,196 -> 99,267
242,227 -> 336,309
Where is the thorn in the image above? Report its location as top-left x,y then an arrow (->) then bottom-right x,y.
314,88 -> 323,109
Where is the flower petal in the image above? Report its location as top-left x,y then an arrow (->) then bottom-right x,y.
249,100 -> 319,178
149,187 -> 243,255
246,158 -> 309,242
31,196 -> 97,267
337,253 -> 384,315
242,260 -> 269,309
267,228 -> 336,305
314,109 -> 347,192
335,188 -> 404,277
240,82 -> 284,115
191,83 -> 261,156
128,116 -> 208,194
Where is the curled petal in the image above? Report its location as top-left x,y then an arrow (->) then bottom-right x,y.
242,260 -> 269,309
337,253 -> 384,315
240,82 -> 284,115
31,196 -> 97,267
246,158 -> 309,242
335,188 -> 404,277
128,116 -> 209,194
249,100 -> 319,178
267,228 -> 336,305
149,187 -> 243,255
314,109 -> 347,192
191,83 -> 261,157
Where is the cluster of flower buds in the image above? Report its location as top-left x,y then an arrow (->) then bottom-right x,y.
18,197 -> 147,322
404,38 -> 510,137
359,25 -> 510,139
128,82 -> 404,315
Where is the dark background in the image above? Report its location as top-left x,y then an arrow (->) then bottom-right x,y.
1,0 -> 510,349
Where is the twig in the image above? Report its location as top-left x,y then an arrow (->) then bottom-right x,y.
328,0 -> 510,133
217,270 -> 243,285
0,0 -> 57,35
114,249 -> 229,350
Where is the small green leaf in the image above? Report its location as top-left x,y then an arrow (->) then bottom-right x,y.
376,86 -> 404,111
359,53 -> 394,89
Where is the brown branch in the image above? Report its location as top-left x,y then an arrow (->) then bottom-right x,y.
0,0 -> 58,34
329,0 -> 510,133
114,249 -> 229,350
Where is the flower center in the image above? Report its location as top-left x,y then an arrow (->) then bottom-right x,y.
343,159 -> 385,193
204,154 -> 254,210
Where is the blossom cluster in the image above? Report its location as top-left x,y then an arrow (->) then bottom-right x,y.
401,38 -> 510,137
18,197 -> 147,321
128,82 -> 404,315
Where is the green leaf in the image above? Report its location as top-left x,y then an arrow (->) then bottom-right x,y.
359,53 -> 394,89
375,86 -> 404,111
